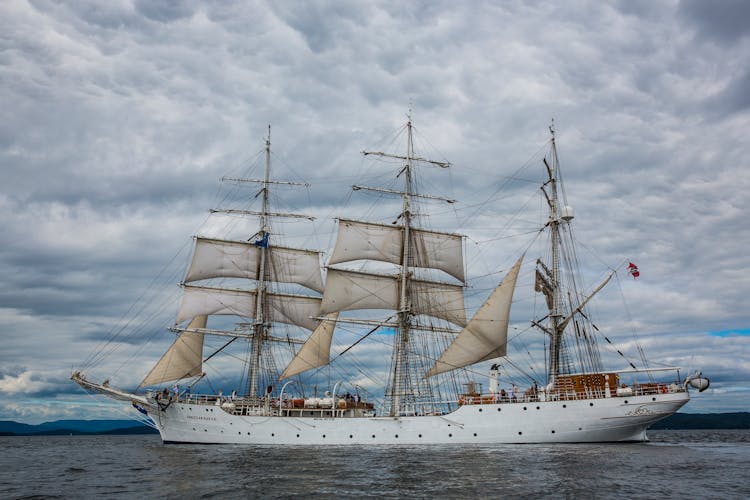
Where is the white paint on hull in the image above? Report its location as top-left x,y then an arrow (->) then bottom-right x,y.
150,391 -> 689,445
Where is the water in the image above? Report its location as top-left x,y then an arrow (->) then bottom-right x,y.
1,430 -> 748,499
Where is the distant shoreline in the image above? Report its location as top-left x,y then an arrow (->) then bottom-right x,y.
0,412 -> 747,436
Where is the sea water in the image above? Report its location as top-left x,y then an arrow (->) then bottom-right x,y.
1,430 -> 748,498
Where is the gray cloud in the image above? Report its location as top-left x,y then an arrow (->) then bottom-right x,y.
0,0 -> 748,422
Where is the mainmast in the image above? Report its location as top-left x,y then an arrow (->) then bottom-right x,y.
391,117 -> 415,416
248,126 -> 272,397
323,114 -> 455,417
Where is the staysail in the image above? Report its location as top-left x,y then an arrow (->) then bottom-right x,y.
139,315 -> 207,387
426,255 -> 524,377
279,313 -> 339,379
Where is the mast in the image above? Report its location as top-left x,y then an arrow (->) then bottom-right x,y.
546,125 -> 564,385
318,114 -> 455,417
536,125 -> 614,385
390,116 -> 415,416
248,125 -> 272,397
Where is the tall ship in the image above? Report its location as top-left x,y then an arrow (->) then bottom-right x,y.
72,119 -> 709,444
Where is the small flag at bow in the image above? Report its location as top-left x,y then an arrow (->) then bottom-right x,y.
628,262 -> 640,279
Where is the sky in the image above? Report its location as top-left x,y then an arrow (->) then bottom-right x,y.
1,0 -> 749,424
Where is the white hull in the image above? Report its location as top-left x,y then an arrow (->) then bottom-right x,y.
149,391 -> 689,445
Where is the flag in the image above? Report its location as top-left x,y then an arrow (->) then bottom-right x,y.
253,232 -> 269,248
628,262 -> 640,279
132,402 -> 148,415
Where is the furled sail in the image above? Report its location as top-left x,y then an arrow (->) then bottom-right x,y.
320,268 -> 466,326
184,237 -> 324,293
328,219 -> 465,282
279,313 -> 339,379
426,255 -> 524,377
176,285 -> 322,331
140,315 -> 207,387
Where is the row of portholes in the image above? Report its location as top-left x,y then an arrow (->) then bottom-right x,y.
193,429 -> 583,437
194,431 -> 496,439
481,403 -> 593,412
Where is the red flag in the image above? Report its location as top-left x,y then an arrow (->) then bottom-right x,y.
628,262 -> 640,279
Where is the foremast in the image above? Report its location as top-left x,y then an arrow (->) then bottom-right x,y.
249,127 -> 272,398
143,126 -> 323,398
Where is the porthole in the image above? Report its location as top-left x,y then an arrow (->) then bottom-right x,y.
238,432 -> 241,435
349,435 -> 353,439
589,402 -> 594,407
497,408 -> 501,412
395,434 -> 399,438
296,434 -> 300,438
624,400 -> 629,404
246,432 -> 250,435
322,434 -> 326,438
523,406 -> 527,410
652,397 -> 656,401
271,433 -> 275,437
473,433 -> 477,437
448,434 -> 452,437
551,430 -> 556,434
418,434 -> 422,438
478,408 -> 483,412
536,406 -> 540,410
372,435 -> 376,438
578,427 -> 582,431
518,431 -> 522,435
563,404 -> 567,408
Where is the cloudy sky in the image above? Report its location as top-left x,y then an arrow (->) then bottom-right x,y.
1,0 -> 749,424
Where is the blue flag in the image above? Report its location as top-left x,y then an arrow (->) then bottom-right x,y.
254,233 -> 269,248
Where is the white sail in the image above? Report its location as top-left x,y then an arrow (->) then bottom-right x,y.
426,255 -> 524,377
279,313 -> 339,379
328,219 -> 402,267
184,237 -> 323,293
411,228 -> 465,282
176,285 -> 256,325
140,315 -> 207,387
328,219 -> 464,281
320,268 -> 466,326
320,269 -> 399,313
177,285 -> 322,331
266,292 -> 323,332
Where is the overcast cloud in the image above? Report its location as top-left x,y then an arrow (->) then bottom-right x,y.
1,0 -> 749,423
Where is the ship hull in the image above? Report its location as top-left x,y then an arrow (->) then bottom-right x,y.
150,391 -> 689,445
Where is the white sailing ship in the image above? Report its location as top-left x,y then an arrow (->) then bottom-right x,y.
72,119 -> 709,444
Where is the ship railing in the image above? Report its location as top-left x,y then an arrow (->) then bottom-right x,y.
170,393 -> 378,417
458,382 -> 685,406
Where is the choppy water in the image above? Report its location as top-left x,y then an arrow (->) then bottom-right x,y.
1,430 -> 748,499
